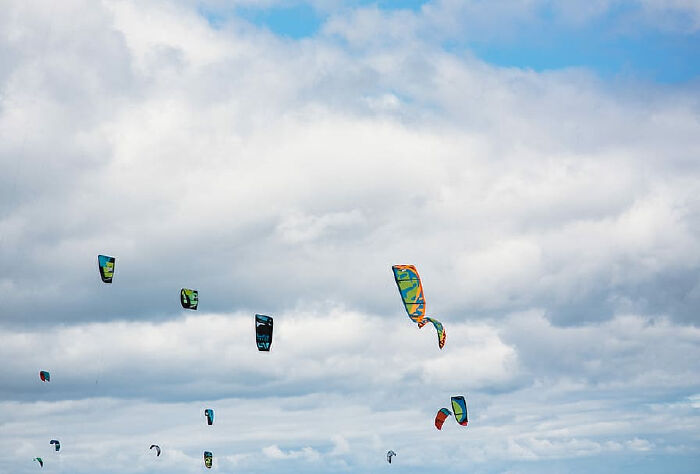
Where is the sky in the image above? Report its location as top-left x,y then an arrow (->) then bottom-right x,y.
0,0 -> 699,472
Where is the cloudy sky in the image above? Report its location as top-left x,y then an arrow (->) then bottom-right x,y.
1,0 -> 699,472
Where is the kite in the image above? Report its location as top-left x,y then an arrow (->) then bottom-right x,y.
205,408 -> 214,426
204,451 -> 213,469
451,396 -> 468,426
98,255 -> 115,283
255,314 -> 273,351
391,265 -> 446,349
150,445 -> 161,456
391,264 -> 426,324
50,440 -> 60,452
180,288 -> 198,310
386,450 -> 396,464
34,457 -> 43,467
434,408 -> 452,430
423,317 -> 446,350
39,371 -> 50,382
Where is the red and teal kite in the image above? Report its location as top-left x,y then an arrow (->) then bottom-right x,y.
434,408 -> 452,430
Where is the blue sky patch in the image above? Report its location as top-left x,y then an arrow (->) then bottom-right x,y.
199,1 -> 428,37
236,4 -> 322,39
466,31 -> 700,83
198,1 -> 700,82
463,3 -> 700,83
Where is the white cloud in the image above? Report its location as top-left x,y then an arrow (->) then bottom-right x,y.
276,209 -> 366,244
1,311 -> 699,472
626,437 -> 654,451
0,311 -> 519,402
262,444 -> 321,461
330,434 -> 350,455
1,0 -> 699,473
689,394 -> 700,409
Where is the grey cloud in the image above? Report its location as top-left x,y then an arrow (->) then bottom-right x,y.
0,312 -> 519,403
500,311 -> 700,390
2,313 -> 698,472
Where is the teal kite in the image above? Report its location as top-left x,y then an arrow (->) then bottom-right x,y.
180,288 -> 198,310
423,317 -> 446,350
98,255 -> 115,283
255,314 -> 273,351
451,396 -> 468,426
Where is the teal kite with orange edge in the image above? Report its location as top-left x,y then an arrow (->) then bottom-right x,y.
391,265 -> 446,349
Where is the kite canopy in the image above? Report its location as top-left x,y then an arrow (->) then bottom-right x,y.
97,255 -> 115,283
386,450 -> 396,464
39,371 -> 50,382
50,440 -> 60,452
391,265 -> 446,349
180,288 -> 198,310
391,265 -> 426,324
34,457 -> 43,467
204,408 -> 214,426
255,314 -> 273,351
424,317 -> 446,350
451,396 -> 468,426
204,451 -> 213,469
435,408 -> 452,430
150,445 -> 161,456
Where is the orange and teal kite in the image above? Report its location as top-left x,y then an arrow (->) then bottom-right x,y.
391,265 -> 446,349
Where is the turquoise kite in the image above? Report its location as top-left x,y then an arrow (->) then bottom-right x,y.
98,255 -> 115,283
451,396 -> 468,426
255,314 -> 273,351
